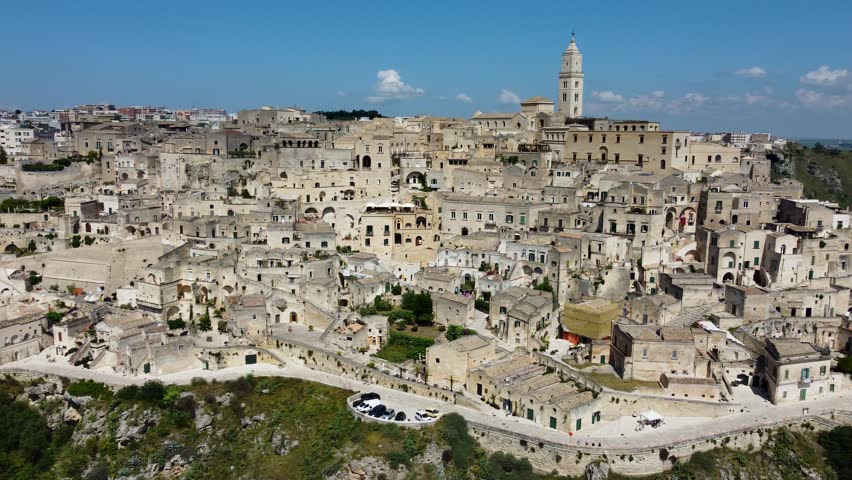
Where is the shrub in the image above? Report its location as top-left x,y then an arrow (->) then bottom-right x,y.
818,425 -> 852,479
226,375 -> 255,397
167,318 -> 186,330
836,355 -> 852,375
116,384 -> 139,401
46,310 -> 64,325
437,413 -> 475,470
66,380 -> 112,400
137,381 -> 166,403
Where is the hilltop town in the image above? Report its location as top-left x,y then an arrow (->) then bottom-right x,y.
0,35 -> 850,479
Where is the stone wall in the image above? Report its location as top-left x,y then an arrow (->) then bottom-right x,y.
272,336 -> 478,407
467,413 -> 836,477
16,162 -> 102,194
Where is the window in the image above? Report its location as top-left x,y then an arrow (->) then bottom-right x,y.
639,135 -> 644,144
505,214 -> 514,224
753,240 -> 760,249
671,350 -> 678,360
451,211 -> 456,219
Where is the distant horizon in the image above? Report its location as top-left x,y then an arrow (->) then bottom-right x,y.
2,1 -> 851,138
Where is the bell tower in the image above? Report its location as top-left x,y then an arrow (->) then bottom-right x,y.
558,33 -> 584,117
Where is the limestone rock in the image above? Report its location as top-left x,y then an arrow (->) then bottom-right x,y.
270,430 -> 299,456
116,409 -> 160,446
215,393 -> 232,406
585,461 -> 609,480
24,382 -> 58,401
195,411 -> 213,430
326,456 -> 400,480
63,406 -> 82,424
64,392 -> 94,408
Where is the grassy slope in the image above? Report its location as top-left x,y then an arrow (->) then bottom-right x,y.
2,375 -> 845,480
786,143 -> 852,208
1,375 -> 574,480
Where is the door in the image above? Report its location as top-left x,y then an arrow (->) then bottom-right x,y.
799,389 -> 807,401
600,355 -> 606,364
143,363 -> 151,374
245,354 -> 257,365
527,409 -> 534,421
476,383 -> 482,396
549,416 -> 557,429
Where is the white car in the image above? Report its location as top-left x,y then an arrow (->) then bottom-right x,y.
414,410 -> 431,421
357,399 -> 380,413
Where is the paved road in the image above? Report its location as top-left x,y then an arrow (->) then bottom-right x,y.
3,353 -> 847,451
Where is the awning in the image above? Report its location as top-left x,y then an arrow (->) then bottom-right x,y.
640,410 -> 663,422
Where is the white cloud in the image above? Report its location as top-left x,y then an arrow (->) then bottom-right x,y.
735,67 -> 767,78
336,90 -> 348,97
366,69 -> 424,103
624,90 -> 665,110
498,89 -> 520,104
669,92 -> 709,113
591,90 -> 624,102
743,93 -> 769,105
800,66 -> 849,86
455,93 -> 473,103
795,88 -> 851,109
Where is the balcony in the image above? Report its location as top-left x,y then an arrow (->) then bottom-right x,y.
798,378 -> 812,388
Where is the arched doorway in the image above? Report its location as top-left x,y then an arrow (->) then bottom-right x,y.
289,312 -> 298,323
722,272 -> 735,284
362,155 -> 372,169
321,207 -> 336,225
665,208 -> 678,231
461,227 -> 469,236
164,305 -> 181,321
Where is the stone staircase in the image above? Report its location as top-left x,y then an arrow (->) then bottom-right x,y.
668,302 -> 724,328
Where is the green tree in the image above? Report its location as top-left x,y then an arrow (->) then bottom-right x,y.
532,276 -> 553,293
837,355 -> 852,375
0,146 -> 7,165
167,317 -> 186,330
46,310 -> 64,325
198,306 -> 212,331
27,240 -> 36,252
401,291 -> 433,325
818,426 -> 852,479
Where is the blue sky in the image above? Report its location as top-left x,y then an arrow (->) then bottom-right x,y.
3,1 -> 851,138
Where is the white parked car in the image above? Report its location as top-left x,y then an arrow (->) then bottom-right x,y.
357,399 -> 380,413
